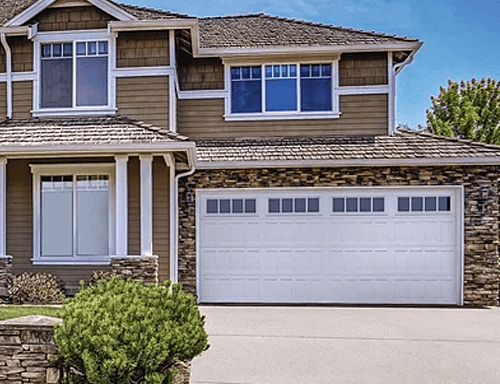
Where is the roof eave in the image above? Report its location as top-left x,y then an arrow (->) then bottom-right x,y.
108,19 -> 198,32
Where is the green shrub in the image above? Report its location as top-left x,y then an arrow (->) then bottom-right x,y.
54,277 -> 209,384
87,270 -> 118,287
10,272 -> 65,304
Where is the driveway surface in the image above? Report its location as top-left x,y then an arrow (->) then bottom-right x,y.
190,306 -> 500,384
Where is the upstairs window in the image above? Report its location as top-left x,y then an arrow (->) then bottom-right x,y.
40,40 -> 109,109
230,63 -> 333,115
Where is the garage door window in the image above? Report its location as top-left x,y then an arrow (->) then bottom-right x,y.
333,197 -> 385,213
268,197 -> 319,213
398,196 -> 451,212
207,198 -> 257,214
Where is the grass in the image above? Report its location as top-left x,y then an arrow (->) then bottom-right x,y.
0,305 -> 62,321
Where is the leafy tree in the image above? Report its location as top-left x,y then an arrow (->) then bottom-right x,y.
426,78 -> 500,144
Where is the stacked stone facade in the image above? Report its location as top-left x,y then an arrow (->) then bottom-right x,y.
178,166 -> 500,306
0,256 -> 12,303
0,316 -> 61,383
110,255 -> 159,284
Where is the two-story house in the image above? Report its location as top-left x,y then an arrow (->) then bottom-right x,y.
0,0 -> 498,306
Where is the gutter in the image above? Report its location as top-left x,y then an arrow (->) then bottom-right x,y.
0,33 -> 12,119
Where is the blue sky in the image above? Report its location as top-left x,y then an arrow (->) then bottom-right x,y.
129,0 -> 500,129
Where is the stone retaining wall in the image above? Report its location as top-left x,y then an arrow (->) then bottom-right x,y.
110,255 -> 159,284
0,256 -> 12,303
0,316 -> 61,383
178,166 -> 500,306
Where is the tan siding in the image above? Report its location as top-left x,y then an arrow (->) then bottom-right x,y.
178,58 -> 224,91
117,76 -> 169,129
7,159 -> 111,292
29,6 -> 113,31
153,157 -> 170,282
0,83 -> 6,118
13,81 -> 33,119
116,31 -> 169,68
177,94 -> 388,138
128,158 -> 140,256
9,37 -> 33,72
0,47 -> 6,73
339,52 -> 388,86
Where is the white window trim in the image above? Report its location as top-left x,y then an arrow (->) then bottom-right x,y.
32,30 -> 116,117
224,61 -> 341,121
30,163 -> 116,265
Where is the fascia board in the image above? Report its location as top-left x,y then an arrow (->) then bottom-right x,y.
0,26 -> 29,36
109,20 -> 198,32
195,157 -> 500,169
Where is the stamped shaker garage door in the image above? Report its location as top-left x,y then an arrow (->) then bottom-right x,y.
197,187 -> 462,304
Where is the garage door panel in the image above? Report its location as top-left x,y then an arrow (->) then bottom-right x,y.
198,188 -> 461,304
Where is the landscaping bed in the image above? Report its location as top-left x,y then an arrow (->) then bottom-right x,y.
0,305 -> 62,321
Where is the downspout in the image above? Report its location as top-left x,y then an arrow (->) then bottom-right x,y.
0,33 -> 12,119
164,150 -> 196,283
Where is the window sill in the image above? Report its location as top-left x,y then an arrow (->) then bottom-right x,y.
224,112 -> 341,121
32,257 -> 111,266
32,107 -> 117,118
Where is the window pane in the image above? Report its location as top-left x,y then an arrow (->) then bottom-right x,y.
295,198 -> 306,213
398,197 -> 410,212
76,176 -> 109,256
333,198 -> 345,212
76,42 -> 86,56
232,199 -> 243,214
289,65 -> 297,77
63,43 -> 73,57
231,67 -> 241,80
411,197 -> 423,212
425,197 -> 437,211
87,42 -> 97,55
265,65 -> 272,78
42,44 -> 51,58
360,197 -> 371,212
282,198 -> 293,213
266,79 -> 297,111
312,64 -> 321,77
220,199 -> 230,213
346,198 -> 358,212
373,197 -> 385,212
52,44 -> 62,57
308,198 -> 320,213
251,67 -> 261,79
41,176 -> 73,256
231,80 -> 262,113
241,67 -> 251,79
273,65 -> 280,77
439,196 -> 451,211
300,65 -> 310,78
207,199 -> 218,214
321,64 -> 331,76
41,58 -> 72,108
245,199 -> 256,213
76,57 -> 108,106
98,41 -> 108,55
269,198 -> 280,213
301,78 -> 331,111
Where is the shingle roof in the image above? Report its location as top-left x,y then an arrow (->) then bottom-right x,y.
0,116 -> 188,147
198,14 -> 419,50
195,129 -> 500,165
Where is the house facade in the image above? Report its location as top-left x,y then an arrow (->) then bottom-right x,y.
0,0 -> 498,306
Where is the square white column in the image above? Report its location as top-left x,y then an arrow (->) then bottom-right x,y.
0,158 -> 6,256
140,155 -> 153,256
115,155 -> 128,256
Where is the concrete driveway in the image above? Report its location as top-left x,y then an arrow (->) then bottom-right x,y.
190,306 -> 500,384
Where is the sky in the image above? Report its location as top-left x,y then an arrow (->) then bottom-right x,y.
128,0 -> 500,129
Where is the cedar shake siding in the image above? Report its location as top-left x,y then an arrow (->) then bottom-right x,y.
177,94 -> 388,139
9,36 -> 33,72
0,83 -> 6,118
116,31 -> 170,68
6,157 -> 171,290
13,81 -> 33,120
28,6 -> 115,32
116,76 -> 170,129
339,52 -> 388,86
0,49 -> 5,73
178,58 -> 224,91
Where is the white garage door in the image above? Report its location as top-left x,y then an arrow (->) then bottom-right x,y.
197,187 -> 462,305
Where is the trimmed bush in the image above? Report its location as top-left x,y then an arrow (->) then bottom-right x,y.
54,277 -> 209,384
10,272 -> 65,304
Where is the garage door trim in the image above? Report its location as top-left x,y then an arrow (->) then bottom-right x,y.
195,185 -> 464,305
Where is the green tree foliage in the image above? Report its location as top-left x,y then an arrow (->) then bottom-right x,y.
426,78 -> 500,144
54,277 -> 209,384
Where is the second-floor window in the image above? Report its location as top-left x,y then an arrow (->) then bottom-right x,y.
40,41 -> 108,109
230,63 -> 333,114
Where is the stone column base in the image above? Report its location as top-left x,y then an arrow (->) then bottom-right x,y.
110,255 -> 159,284
0,255 -> 12,303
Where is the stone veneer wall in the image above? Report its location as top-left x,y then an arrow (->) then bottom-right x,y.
110,256 -> 159,284
178,166 -> 500,306
0,316 -> 61,383
0,256 -> 12,303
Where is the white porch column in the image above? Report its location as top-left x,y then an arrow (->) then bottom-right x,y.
140,154 -> 153,256
0,158 -> 6,256
115,155 -> 128,256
